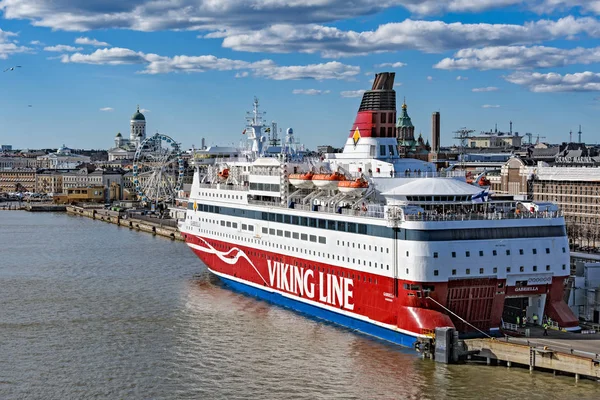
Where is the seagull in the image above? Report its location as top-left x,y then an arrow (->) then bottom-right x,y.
3,66 -> 22,72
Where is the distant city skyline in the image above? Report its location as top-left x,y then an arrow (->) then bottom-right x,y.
1,1 -> 599,150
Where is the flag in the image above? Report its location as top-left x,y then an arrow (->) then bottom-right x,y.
242,129 -> 246,135
471,189 -> 488,203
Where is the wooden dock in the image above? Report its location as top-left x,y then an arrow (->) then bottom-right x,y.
463,327 -> 600,381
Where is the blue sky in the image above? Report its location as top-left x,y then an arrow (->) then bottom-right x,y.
0,0 -> 599,150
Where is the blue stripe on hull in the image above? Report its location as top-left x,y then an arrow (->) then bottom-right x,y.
217,275 -> 418,348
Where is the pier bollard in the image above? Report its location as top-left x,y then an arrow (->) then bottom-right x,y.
575,373 -> 580,382
507,361 -> 512,368
486,357 -> 491,365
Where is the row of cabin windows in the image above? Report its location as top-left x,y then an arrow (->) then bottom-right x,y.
406,195 -> 472,202
249,182 -> 280,192
199,191 -> 244,200
191,219 -> 392,272
261,226 -> 326,244
374,112 -> 396,124
262,212 -> 368,235
371,127 -> 395,138
438,264 -> 567,277
337,240 -> 390,254
428,247 -> 565,258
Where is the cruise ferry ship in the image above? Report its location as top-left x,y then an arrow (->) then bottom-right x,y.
179,73 -> 578,347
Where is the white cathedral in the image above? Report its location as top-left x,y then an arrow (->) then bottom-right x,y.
107,106 -> 147,161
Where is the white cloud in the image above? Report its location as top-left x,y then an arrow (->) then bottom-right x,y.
235,71 -> 249,78
340,90 -> 366,98
456,75 -> 468,80
376,62 -> 407,68
505,71 -> 600,92
292,89 -> 330,95
29,40 -> 43,45
44,44 -> 83,52
435,45 -> 600,70
99,107 -> 114,112
472,86 -> 499,92
219,16 -> 600,57
394,82 -> 403,87
482,104 -> 501,108
0,29 -> 32,59
530,0 -> 600,14
59,47 -> 360,80
140,108 -> 150,113
75,37 -> 110,46
427,76 -> 433,81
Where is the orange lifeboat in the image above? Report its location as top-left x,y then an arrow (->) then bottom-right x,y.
338,177 -> 369,196
289,171 -> 314,189
218,168 -> 229,180
312,171 -> 347,190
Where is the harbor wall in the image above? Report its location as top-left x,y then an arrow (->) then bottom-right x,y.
66,205 -> 183,241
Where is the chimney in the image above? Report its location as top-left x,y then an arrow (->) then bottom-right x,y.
431,112 -> 441,153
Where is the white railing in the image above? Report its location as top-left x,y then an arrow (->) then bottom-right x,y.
501,321 -> 519,331
402,210 -> 562,222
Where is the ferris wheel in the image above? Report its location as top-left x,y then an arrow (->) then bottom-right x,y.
132,133 -> 184,204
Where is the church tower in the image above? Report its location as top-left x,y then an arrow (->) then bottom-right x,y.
130,105 -> 146,142
396,99 -> 416,156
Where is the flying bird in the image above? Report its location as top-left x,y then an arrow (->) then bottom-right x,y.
3,66 -> 22,72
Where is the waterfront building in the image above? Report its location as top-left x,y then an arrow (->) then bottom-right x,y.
0,169 -> 36,192
107,106 -> 147,161
0,156 -> 40,169
37,145 -> 91,169
1,145 -> 12,152
62,166 -> 124,200
468,127 -> 522,149
53,186 -> 106,204
35,169 -> 76,194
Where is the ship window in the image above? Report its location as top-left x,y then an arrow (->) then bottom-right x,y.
277,230 -> 283,236
249,225 -> 254,232
358,224 -> 367,234
226,221 -> 231,227
374,246 -> 377,251
327,220 -> 336,230
387,265 -> 390,270
532,248 -> 537,254
452,252 -> 456,258
434,270 -> 439,276
533,265 -> 538,271
318,219 -> 326,229
519,249 -> 524,255
242,224 -> 247,230
466,269 -> 470,275
380,127 -> 386,137
269,213 -> 275,221
380,145 -> 386,156
386,248 -> 389,254
546,248 -> 550,254
371,127 -> 376,137
310,235 -> 317,242
309,218 -> 317,228
519,266 -> 524,272
546,265 -> 550,271
493,250 -> 497,256
493,267 -> 497,273
562,264 -> 566,270
406,251 -> 409,257
506,250 -> 511,255
262,227 -> 268,234
300,217 -> 308,226
348,223 -> 356,233
276,214 -> 283,223
479,268 -> 484,274
318,236 -> 326,244
381,113 -> 386,123
301,233 -> 307,240
232,223 -> 237,228
269,228 -> 275,235
562,247 -> 566,253
284,215 -> 290,224
466,251 -> 470,257
452,269 -> 456,276
292,216 -> 299,225
337,221 -> 346,231
220,221 -> 225,226
507,267 -> 511,272
479,251 -> 484,257
372,113 -> 377,123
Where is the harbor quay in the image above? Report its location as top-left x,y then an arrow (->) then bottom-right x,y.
66,205 -> 183,241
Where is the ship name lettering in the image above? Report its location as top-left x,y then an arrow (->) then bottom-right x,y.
267,260 -> 353,310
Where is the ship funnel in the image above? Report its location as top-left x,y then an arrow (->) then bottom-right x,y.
349,72 -> 397,141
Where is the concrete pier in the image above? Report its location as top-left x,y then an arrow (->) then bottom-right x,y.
66,205 -> 183,241
464,328 -> 600,381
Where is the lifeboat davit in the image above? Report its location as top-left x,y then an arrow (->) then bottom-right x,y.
218,168 -> 229,180
289,172 -> 314,189
338,177 -> 369,196
312,172 -> 347,190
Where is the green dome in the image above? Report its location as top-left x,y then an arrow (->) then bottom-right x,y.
131,105 -> 145,121
116,132 -> 122,137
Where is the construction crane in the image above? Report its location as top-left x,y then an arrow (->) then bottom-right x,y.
535,134 -> 547,145
524,133 -> 533,144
